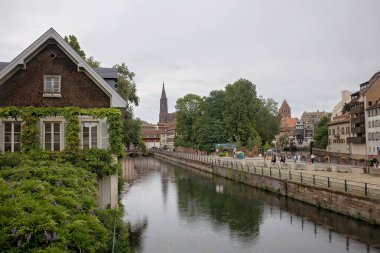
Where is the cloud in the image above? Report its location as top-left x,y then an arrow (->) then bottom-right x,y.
1,0 -> 380,123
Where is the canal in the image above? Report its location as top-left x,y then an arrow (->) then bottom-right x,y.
122,157 -> 380,253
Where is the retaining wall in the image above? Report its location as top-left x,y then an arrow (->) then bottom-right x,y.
155,152 -> 380,225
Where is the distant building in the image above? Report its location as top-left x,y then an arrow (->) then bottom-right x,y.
140,121 -> 161,149
279,100 -> 291,119
301,110 -> 330,144
327,114 -> 350,155
326,91 -> 352,156
331,90 -> 352,119
347,82 -> 368,159
295,120 -> 305,146
158,83 -> 175,128
363,71 -> 380,157
277,100 -> 297,148
160,120 -> 176,151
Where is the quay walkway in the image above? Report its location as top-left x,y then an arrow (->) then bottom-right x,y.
155,151 -> 380,201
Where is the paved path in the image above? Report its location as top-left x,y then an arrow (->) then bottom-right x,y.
207,155 -> 380,185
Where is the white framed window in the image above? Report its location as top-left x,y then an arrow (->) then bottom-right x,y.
81,122 -> 99,149
44,75 -> 61,96
3,121 -> 21,152
43,122 -> 62,151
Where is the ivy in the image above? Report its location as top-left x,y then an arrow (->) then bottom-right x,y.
0,107 -> 123,155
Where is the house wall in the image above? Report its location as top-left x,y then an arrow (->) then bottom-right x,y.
327,122 -> 350,154
350,144 -> 367,159
365,78 -> 380,108
0,42 -> 110,108
367,110 -> 380,156
0,116 -> 109,152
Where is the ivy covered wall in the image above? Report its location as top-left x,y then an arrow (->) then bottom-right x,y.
0,107 -> 123,155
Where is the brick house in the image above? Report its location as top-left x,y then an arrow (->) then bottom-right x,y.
0,28 -> 126,152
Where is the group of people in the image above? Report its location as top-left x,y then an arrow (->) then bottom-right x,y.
266,153 -> 317,166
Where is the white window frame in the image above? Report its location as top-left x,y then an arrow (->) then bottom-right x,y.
43,75 -> 61,97
2,120 -> 22,152
43,121 -> 63,151
80,120 -> 100,149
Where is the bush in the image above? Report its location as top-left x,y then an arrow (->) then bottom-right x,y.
0,152 -> 22,168
0,164 -> 109,252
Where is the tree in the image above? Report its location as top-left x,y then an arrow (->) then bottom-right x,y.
313,116 -> 329,149
123,105 -> 143,149
114,63 -> 139,106
223,79 -> 259,145
64,35 -> 86,59
256,97 -> 280,144
278,133 -> 289,149
64,35 -> 100,67
342,103 -> 351,114
175,94 -> 203,147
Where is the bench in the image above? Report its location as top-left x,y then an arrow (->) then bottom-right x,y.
314,164 -> 329,171
294,163 -> 307,170
336,165 -> 352,173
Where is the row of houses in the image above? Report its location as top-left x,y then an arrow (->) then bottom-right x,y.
327,71 -> 380,159
278,100 -> 330,149
140,84 -> 176,151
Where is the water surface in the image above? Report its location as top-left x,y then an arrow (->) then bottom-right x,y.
122,157 -> 380,253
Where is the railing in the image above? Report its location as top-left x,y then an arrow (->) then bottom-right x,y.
155,151 -> 380,201
347,136 -> 366,144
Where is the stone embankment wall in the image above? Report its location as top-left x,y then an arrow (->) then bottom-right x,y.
155,152 -> 380,225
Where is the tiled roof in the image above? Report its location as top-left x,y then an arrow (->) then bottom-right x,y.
281,117 -> 297,128
93,67 -> 118,79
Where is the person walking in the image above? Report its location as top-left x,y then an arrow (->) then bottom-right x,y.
311,154 -> 315,164
271,155 -> 277,167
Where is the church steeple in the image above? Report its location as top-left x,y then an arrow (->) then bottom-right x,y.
161,82 -> 167,99
159,82 -> 168,123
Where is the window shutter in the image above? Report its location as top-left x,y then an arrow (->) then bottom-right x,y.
100,121 -> 109,149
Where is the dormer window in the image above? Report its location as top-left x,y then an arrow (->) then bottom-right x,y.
43,75 -> 61,97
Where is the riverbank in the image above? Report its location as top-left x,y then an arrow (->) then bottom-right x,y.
154,151 -> 380,225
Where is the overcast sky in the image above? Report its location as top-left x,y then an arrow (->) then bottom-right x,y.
1,0 -> 380,123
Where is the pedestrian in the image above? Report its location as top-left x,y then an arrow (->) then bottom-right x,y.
311,154 -> 315,164
293,154 -> 297,163
271,155 -> 276,167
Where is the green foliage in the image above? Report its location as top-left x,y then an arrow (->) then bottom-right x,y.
263,142 -> 272,151
64,34 -> 100,68
342,103 -> 351,114
175,93 -> 203,146
255,97 -> 280,144
314,116 -> 329,149
64,35 -> 86,59
0,152 -> 22,168
174,79 -> 279,152
114,63 -> 139,106
0,162 -> 107,252
123,105 -> 144,150
0,152 -> 131,252
86,56 -> 101,68
223,79 -> 259,145
0,107 -> 124,156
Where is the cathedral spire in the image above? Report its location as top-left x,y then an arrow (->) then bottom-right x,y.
159,82 -> 168,123
161,82 -> 167,99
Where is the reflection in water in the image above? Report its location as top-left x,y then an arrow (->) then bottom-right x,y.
122,157 -> 380,253
128,218 -> 148,253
